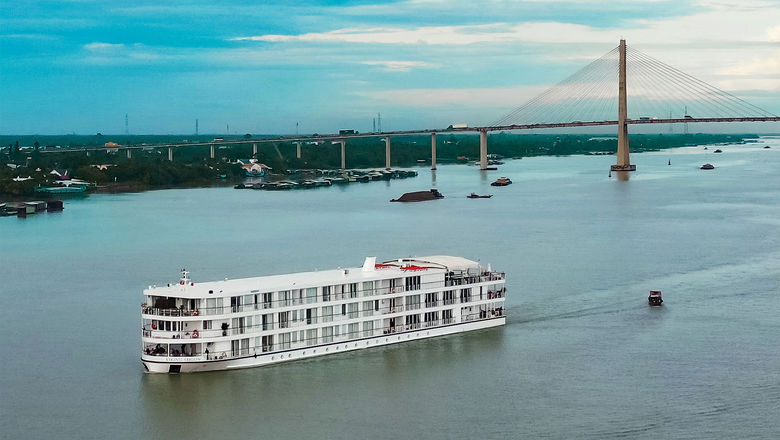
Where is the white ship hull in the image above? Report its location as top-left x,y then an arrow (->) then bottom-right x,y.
143,317 -> 504,373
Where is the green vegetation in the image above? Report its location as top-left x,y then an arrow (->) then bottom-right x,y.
0,133 -> 755,197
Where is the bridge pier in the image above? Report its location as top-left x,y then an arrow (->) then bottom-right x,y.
296,142 -> 301,159
168,147 -> 173,161
252,142 -> 258,157
431,132 -> 437,170
338,140 -> 346,170
385,137 -> 391,169
210,144 -> 215,159
126,149 -> 132,159
479,130 -> 488,170
612,39 -> 635,172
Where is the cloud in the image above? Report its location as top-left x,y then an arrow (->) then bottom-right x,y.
84,42 -> 125,52
361,60 -> 431,72
82,42 -> 164,64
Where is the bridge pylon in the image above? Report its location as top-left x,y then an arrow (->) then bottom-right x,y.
612,39 -> 636,172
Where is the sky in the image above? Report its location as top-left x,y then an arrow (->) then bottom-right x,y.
1,0 -> 778,135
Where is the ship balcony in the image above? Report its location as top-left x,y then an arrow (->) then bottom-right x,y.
444,271 -> 505,287
142,305 -> 201,317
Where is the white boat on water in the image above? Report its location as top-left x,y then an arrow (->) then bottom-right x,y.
141,256 -> 506,373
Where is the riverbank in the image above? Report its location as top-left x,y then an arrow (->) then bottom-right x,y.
0,133 -> 761,199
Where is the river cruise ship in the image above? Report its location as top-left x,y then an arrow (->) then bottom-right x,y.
141,256 -> 506,373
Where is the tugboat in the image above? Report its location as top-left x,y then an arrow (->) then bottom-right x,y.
491,177 -> 512,186
648,290 -> 663,306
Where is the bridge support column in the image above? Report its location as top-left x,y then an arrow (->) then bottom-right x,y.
612,39 -> 635,172
126,149 -> 132,159
168,147 -> 173,161
210,144 -> 215,159
479,130 -> 488,170
431,132 -> 437,170
385,137 -> 391,169
252,142 -> 258,156
339,140 -> 346,170
296,142 -> 301,159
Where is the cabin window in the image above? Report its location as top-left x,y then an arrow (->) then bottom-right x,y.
459,288 -> 472,303
348,303 -> 359,319
348,323 -> 359,338
442,309 -> 453,324
405,276 -> 421,291
306,329 -> 318,346
341,304 -> 346,315
279,333 -> 291,350
425,292 -> 438,307
306,288 -> 317,304
203,320 -> 212,330
322,306 -> 333,322
230,296 -> 242,313
406,295 -> 421,310
305,308 -> 317,325
348,283 -> 358,299
362,281 -> 374,296
278,311 -> 289,329
443,290 -> 455,305
363,320 -> 374,337
279,290 -> 290,307
262,335 -> 273,352
262,314 -> 272,331
262,292 -> 272,309
362,301 -> 373,317
322,286 -> 331,302
322,326 -> 334,343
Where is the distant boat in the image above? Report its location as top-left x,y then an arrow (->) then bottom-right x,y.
700,163 -> 715,170
391,189 -> 444,202
713,149 -> 723,153
34,184 -> 88,194
490,177 -> 512,186
467,193 -> 492,199
648,290 -> 663,306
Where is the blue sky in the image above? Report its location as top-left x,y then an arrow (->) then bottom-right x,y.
1,0 -> 778,134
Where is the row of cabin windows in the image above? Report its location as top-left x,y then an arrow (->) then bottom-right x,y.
218,278 -> 439,312
198,288 -> 475,323
217,305 -> 501,357
155,291 -> 478,334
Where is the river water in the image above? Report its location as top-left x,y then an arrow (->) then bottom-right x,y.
2,137 -> 780,439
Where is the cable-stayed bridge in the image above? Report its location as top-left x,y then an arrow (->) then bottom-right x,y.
47,40 -> 779,171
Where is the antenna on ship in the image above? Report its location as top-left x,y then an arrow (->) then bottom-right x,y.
180,268 -> 190,285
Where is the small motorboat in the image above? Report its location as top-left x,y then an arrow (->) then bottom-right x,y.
467,193 -> 493,199
700,163 -> 714,170
713,149 -> 723,153
648,290 -> 663,306
491,177 -> 512,186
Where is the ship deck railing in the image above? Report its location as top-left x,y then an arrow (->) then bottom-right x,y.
143,272 -> 505,317
142,310 -> 505,360
143,294 -> 505,340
